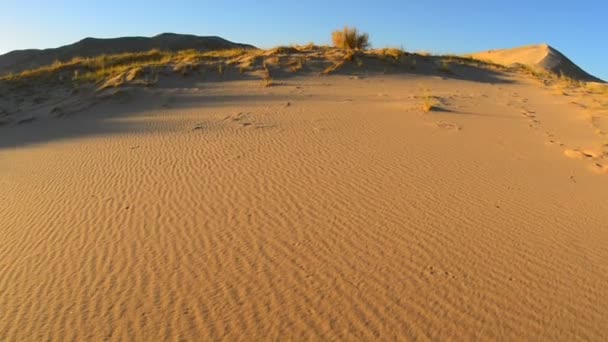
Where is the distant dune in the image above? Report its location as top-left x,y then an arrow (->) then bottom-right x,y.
470,44 -> 604,82
0,33 -> 256,76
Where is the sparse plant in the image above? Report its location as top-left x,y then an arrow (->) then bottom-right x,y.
410,58 -> 417,70
585,83 -> 608,96
263,77 -> 275,87
332,26 -> 370,50
296,42 -> 316,51
321,61 -> 345,75
274,46 -> 299,54
422,91 -> 438,112
438,60 -> 451,73
290,58 -> 304,73
262,65 -> 274,87
382,48 -> 404,61
422,97 -> 434,112
344,50 -> 355,61
218,63 -> 225,77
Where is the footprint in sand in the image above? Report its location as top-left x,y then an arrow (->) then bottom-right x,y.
228,112 -> 255,127
436,122 -> 461,131
544,131 -> 564,146
223,112 -> 275,129
591,163 -> 608,174
563,148 -> 600,160
520,109 -> 541,129
520,109 -> 536,118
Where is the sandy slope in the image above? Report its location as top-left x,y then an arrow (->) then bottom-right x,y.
1,71 -> 608,340
470,44 -> 604,82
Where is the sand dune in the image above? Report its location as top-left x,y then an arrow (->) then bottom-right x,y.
470,44 -> 604,82
0,33 -> 255,77
1,49 -> 608,340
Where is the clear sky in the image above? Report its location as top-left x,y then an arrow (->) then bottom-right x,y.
2,0 -> 606,80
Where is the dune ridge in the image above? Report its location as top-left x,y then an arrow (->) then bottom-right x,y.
470,44 -> 604,82
0,33 -> 256,76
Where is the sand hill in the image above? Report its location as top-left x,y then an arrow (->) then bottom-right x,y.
1,44 -> 608,340
0,33 -> 255,76
470,44 -> 604,82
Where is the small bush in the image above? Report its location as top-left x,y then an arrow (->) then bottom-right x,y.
262,65 -> 274,87
381,48 -> 404,61
422,98 -> 434,112
422,93 -> 437,112
289,58 -> 305,73
438,60 -> 451,73
332,26 -> 370,50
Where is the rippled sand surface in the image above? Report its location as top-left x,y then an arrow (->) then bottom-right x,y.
2,75 -> 607,340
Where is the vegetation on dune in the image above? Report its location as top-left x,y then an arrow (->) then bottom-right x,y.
422,94 -> 436,112
332,26 -> 370,50
421,89 -> 441,113
378,48 -> 404,61
438,60 -> 451,73
585,83 -> 608,95
0,48 -> 253,84
1,33 -> 594,92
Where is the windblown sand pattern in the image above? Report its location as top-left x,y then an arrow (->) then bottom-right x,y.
1,73 -> 607,340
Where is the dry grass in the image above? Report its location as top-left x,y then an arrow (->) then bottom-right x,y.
332,26 -> 370,50
422,98 -> 434,112
201,49 -> 250,59
293,42 -> 317,51
0,44 -> 552,91
289,57 -> 305,73
422,91 -> 438,112
262,64 -> 274,87
0,48 -> 254,84
585,83 -> 608,95
378,48 -> 404,61
321,61 -> 345,75
438,60 -> 451,73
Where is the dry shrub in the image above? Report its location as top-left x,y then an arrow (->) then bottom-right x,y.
332,26 -> 370,50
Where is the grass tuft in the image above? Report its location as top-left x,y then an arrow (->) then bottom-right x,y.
422,92 -> 437,112
438,60 -> 451,73
262,64 -> 274,87
332,26 -> 370,50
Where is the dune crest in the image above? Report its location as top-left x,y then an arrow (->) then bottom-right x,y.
470,44 -> 604,82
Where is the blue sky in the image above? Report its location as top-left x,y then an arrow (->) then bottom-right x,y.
2,0 -> 606,80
